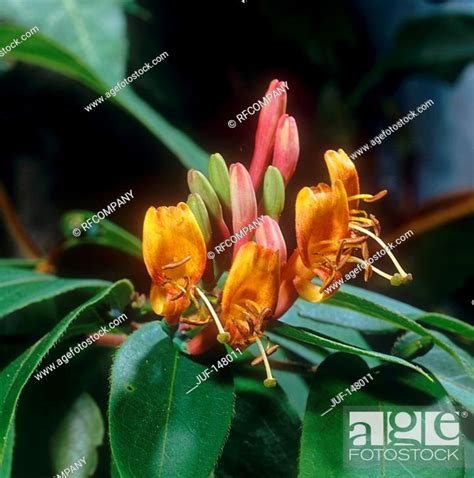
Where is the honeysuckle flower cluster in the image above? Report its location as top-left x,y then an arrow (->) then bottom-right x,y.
142,79 -> 412,387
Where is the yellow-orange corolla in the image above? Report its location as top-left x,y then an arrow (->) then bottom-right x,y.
142,202 -> 207,321
221,242 -> 280,349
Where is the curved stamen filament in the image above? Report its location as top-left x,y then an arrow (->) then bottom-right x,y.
255,336 -> 277,388
348,257 -> 394,281
350,209 -> 368,218
350,216 -> 374,225
162,255 -> 192,270
349,223 -> 409,278
347,190 -> 388,203
169,279 -> 200,309
195,286 -> 230,343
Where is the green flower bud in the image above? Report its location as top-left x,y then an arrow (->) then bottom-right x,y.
187,170 -> 224,222
187,193 -> 212,246
208,153 -> 231,209
263,166 -> 285,219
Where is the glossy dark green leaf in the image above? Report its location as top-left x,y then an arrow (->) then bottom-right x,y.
216,376 -> 300,478
109,322 -> 234,478
0,23 -> 208,171
324,288 -> 474,377
295,300 -> 397,333
50,393 -> 104,477
0,267 -> 108,320
295,283 -> 422,333
299,353 -> 466,478
273,323 -> 432,381
61,210 -> 142,259
307,284 -> 474,341
0,280 -> 133,470
417,313 -> 474,341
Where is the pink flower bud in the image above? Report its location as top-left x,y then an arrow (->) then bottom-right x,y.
272,114 -> 299,185
255,215 -> 287,267
230,163 -> 257,255
249,79 -> 287,190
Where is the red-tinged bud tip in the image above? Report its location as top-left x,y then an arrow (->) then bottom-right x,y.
249,79 -> 288,190
272,115 -> 300,185
255,215 -> 287,267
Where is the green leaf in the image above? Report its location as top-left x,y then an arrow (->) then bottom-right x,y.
299,353 -> 466,477
295,300 -> 397,333
0,424 -> 14,478
0,19 -> 208,171
308,284 -> 474,341
0,259 -> 40,269
0,267 -> 108,320
326,288 -> 474,378
281,306 -> 381,367
109,322 -> 234,478
294,283 -> 423,333
0,0 -> 127,84
351,14 -> 474,105
0,266 -> 53,288
50,393 -> 104,477
0,279 -> 133,469
267,330 -> 329,366
215,376 -> 300,478
61,210 -> 142,259
273,323 -> 433,381
269,347 -> 310,420
391,332 -> 433,360
416,313 -> 474,341
413,331 -> 474,414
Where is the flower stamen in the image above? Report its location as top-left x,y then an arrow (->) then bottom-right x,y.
348,257 -> 394,281
251,343 -> 279,366
255,336 -> 277,388
347,190 -> 388,203
348,224 -> 413,285
162,255 -> 192,270
195,286 -> 230,343
349,216 -> 374,225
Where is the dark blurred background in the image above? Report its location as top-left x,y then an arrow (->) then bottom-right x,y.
1,0 -> 473,320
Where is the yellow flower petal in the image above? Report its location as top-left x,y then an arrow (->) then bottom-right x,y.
221,242 -> 280,347
142,202 -> 206,285
293,267 -> 342,303
324,149 -> 360,208
295,180 -> 349,270
149,282 -> 190,319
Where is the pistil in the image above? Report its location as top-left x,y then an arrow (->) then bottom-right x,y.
255,336 -> 277,388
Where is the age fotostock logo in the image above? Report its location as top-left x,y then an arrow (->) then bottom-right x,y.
344,407 -> 465,468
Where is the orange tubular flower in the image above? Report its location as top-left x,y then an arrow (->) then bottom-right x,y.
292,149 -> 412,303
142,203 -> 207,322
220,242 -> 280,386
